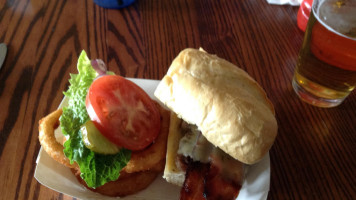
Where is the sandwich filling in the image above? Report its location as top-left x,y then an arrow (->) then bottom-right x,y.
175,119 -> 244,199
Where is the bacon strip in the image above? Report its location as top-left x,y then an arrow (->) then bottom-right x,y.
204,163 -> 241,200
180,161 -> 209,200
180,160 -> 241,200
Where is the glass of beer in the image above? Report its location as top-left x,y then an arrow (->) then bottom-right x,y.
292,0 -> 356,107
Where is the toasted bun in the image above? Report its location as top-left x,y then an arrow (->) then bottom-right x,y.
154,48 -> 277,164
72,168 -> 161,197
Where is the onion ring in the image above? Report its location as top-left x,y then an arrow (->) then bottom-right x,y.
123,102 -> 170,173
38,109 -> 79,170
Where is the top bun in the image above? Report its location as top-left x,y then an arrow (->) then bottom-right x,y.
154,48 -> 277,164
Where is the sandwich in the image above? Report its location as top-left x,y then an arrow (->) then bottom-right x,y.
38,50 -> 170,197
154,48 -> 278,199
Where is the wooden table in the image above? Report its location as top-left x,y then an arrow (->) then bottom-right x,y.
0,0 -> 355,199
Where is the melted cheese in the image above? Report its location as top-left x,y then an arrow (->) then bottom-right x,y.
177,124 -> 213,163
177,123 -> 244,184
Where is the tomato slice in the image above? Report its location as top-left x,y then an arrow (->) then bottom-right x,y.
85,75 -> 161,151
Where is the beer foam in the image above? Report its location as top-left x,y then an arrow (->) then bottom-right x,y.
317,0 -> 356,38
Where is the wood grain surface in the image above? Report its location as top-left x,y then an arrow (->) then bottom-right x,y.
0,0 -> 355,199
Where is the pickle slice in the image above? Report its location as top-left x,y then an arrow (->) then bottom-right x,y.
81,120 -> 120,154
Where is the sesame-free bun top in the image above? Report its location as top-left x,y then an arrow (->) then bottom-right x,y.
154,48 -> 277,164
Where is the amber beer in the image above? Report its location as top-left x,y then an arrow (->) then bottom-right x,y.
292,0 -> 356,107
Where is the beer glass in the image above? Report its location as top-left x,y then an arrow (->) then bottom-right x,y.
292,0 -> 356,107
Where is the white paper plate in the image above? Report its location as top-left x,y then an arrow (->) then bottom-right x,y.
35,78 -> 270,200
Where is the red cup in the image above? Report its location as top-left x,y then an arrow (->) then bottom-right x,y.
297,0 -> 313,32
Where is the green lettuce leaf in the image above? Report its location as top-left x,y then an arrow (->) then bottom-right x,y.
59,50 -> 131,188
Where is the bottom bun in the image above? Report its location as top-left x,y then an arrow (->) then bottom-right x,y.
72,168 -> 160,197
